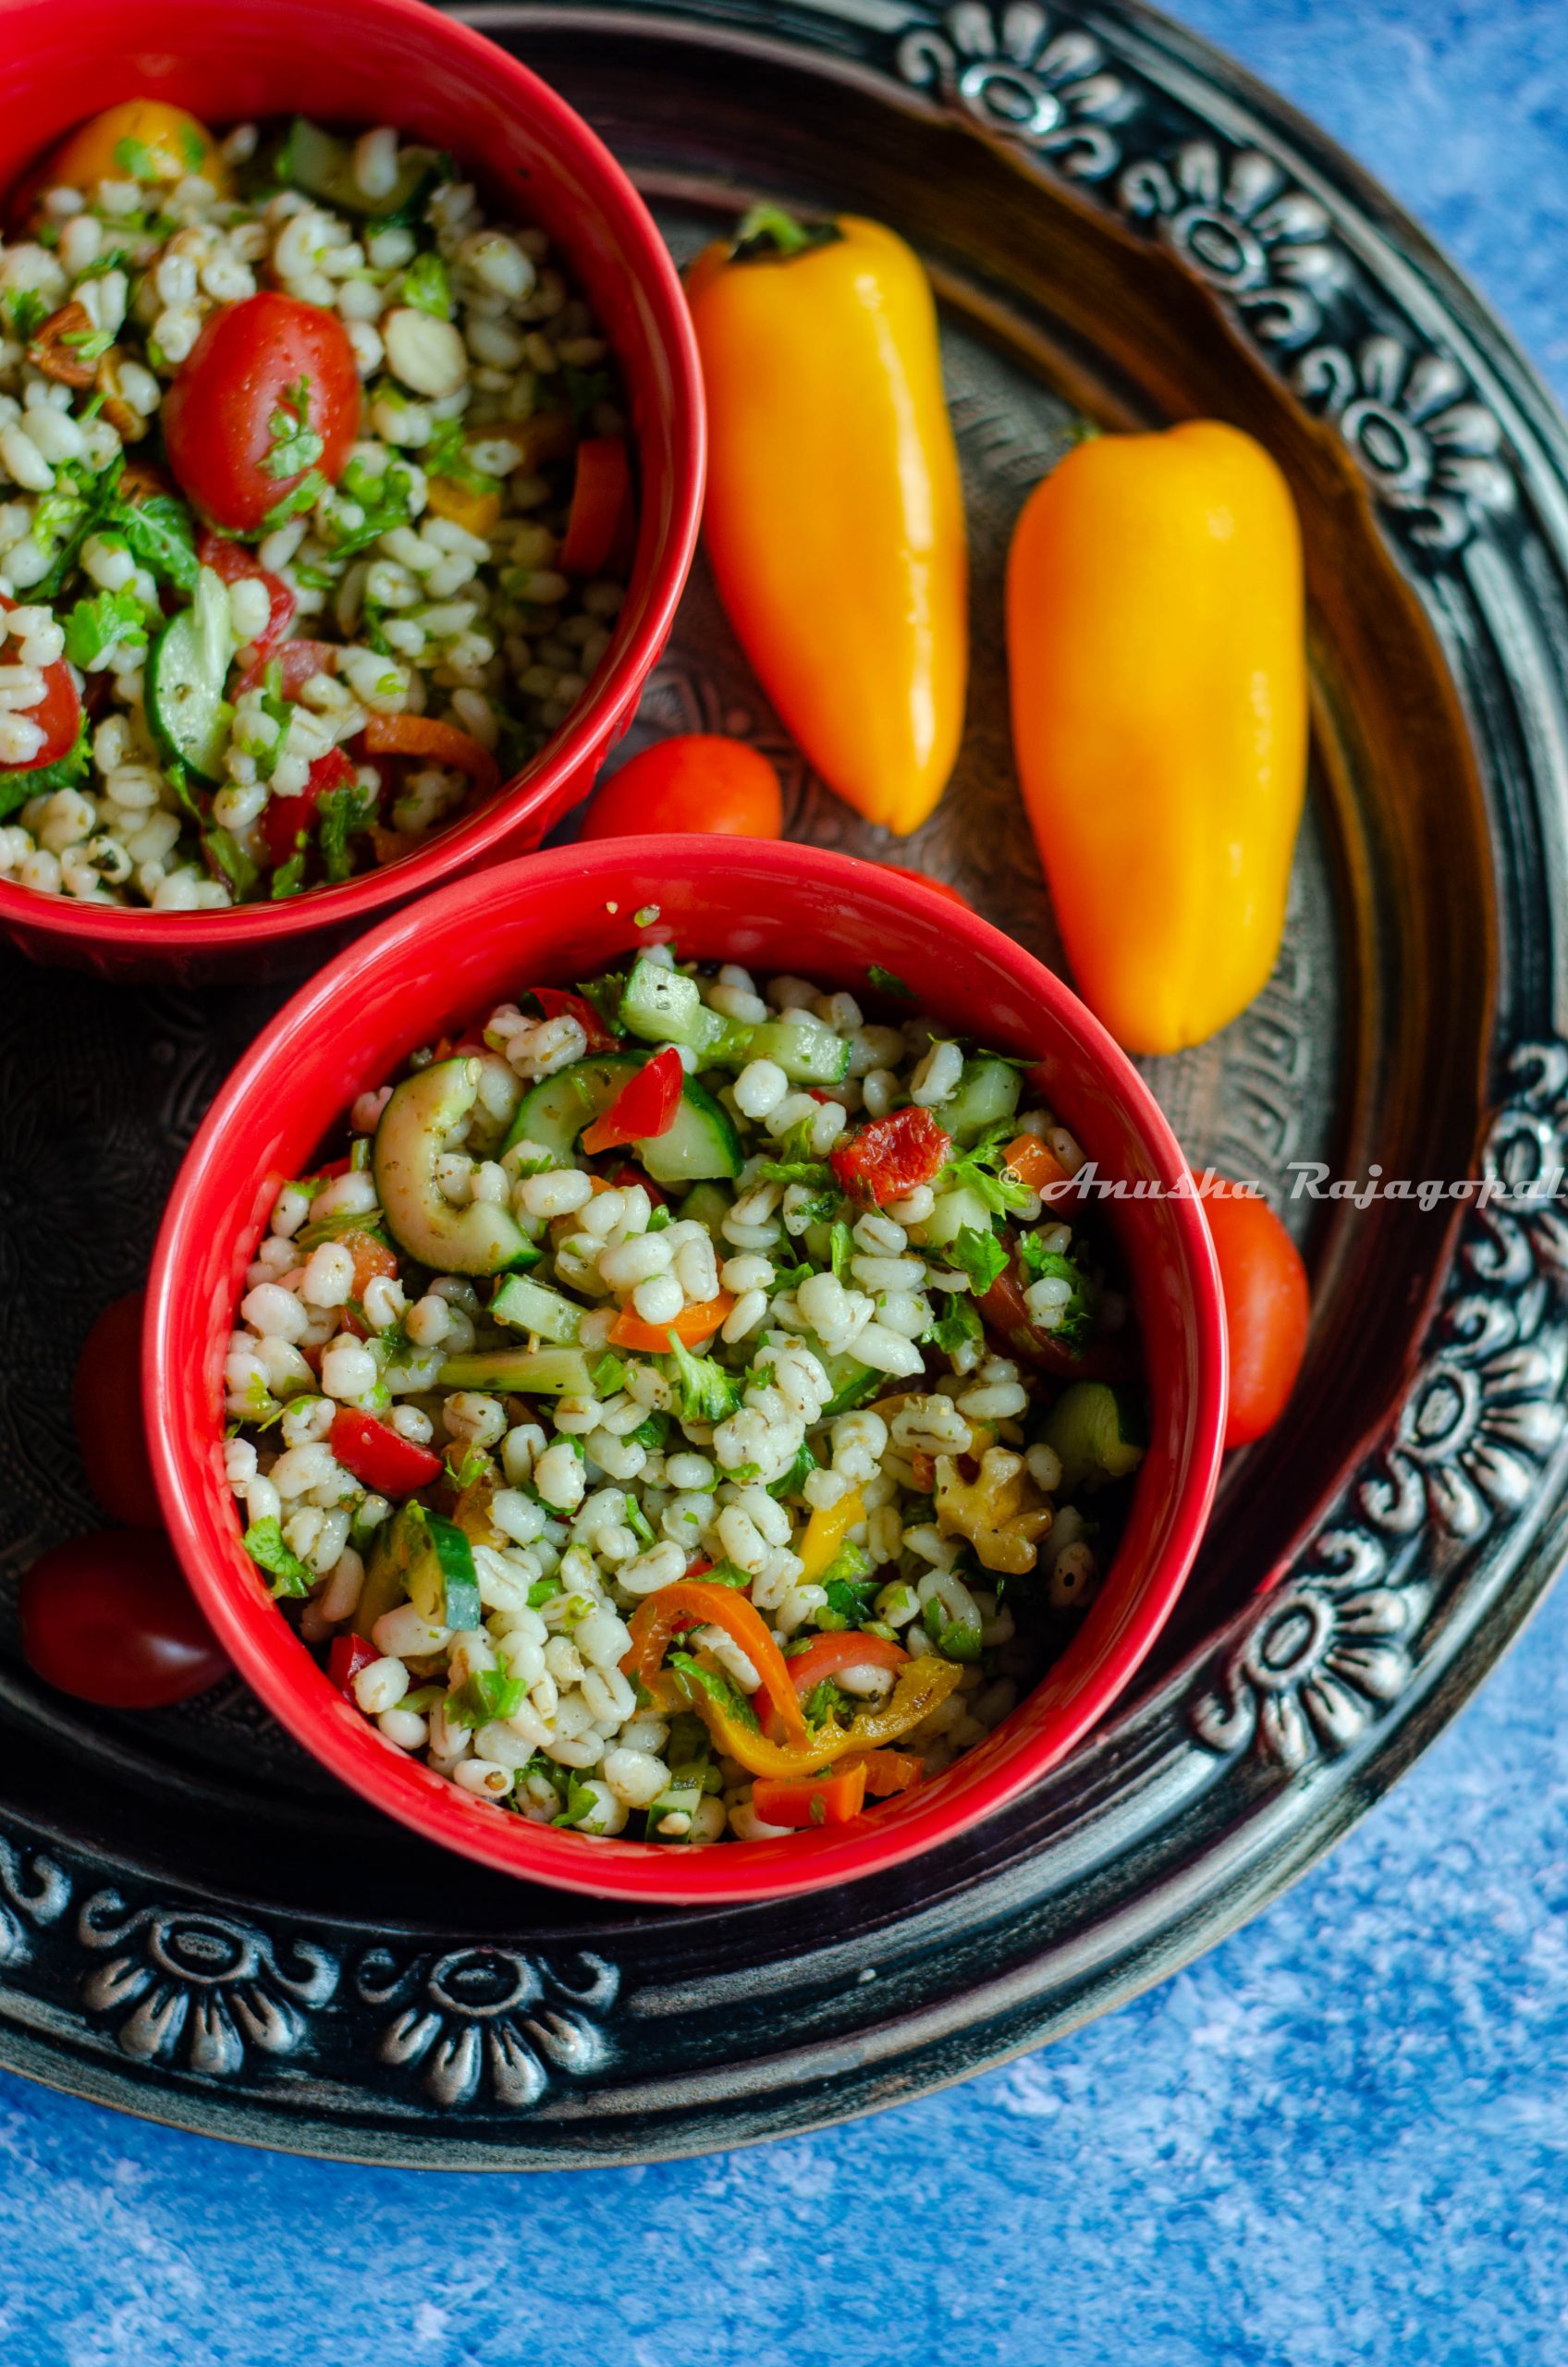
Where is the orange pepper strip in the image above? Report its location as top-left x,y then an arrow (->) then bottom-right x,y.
753,1763 -> 868,1829
622,1580 -> 813,1751
1003,1134 -> 1068,1194
607,1294 -> 734,1353
842,1748 -> 924,1797
361,715 -> 501,800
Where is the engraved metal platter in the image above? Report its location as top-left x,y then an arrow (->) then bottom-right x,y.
2,0 -> 1565,2165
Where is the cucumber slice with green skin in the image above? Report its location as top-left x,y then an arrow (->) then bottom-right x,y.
746,1014 -> 851,1086
408,1509 -> 482,1631
146,565 -> 232,782
281,117 -> 445,225
678,1181 -> 733,1238
919,1183 -> 999,1249
819,1349 -> 880,1417
1039,1381 -> 1146,1493
375,1057 -> 533,1275
353,1500 -> 419,1641
437,1345 -> 594,1396
645,1782 -> 703,1836
491,1273 -> 582,1344
937,1055 -> 1023,1146
507,1056 -> 743,1185
620,956 -> 703,1046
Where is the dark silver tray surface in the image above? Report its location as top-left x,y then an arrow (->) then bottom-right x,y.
0,0 -> 1564,2165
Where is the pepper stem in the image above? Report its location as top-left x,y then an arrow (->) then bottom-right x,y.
730,204 -> 843,264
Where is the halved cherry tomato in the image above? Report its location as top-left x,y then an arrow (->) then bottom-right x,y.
197,531 -> 296,664
582,1045 -> 684,1152
1198,1175 -> 1310,1449
261,744 -> 357,871
327,1630 -> 378,1699
524,985 -> 619,1055
753,1763 -> 868,1828
582,735 -> 783,841
163,292 -> 359,534
607,1292 -> 735,1353
978,1259 -> 1133,1382
329,1407 -> 443,1496
18,1530 -> 229,1708
558,436 -> 631,575
1002,1134 -> 1068,1195
236,638 -> 338,702
73,1289 -> 161,1528
361,713 -> 500,800
0,593 -> 81,768
830,1104 -> 950,1207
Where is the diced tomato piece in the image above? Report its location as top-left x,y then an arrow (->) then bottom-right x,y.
327,1631 -> 379,1699
329,1407 -> 442,1496
260,744 -> 357,870
753,1764 -> 869,1828
830,1104 -> 951,1207
342,1229 -> 398,1297
524,985 -> 619,1054
978,1261 -> 1134,1381
0,592 -> 81,768
236,638 -> 339,702
582,1046 -> 683,1152
608,1161 -> 667,1207
198,532 -> 298,665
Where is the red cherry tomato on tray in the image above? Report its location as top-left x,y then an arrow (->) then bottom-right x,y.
1197,1175 -> 1310,1449
19,1530 -> 229,1708
163,292 -> 360,534
582,735 -> 783,841
73,1289 -> 161,1528
0,592 -> 80,769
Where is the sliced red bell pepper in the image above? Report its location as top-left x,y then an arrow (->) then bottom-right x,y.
523,985 -> 619,1054
327,1631 -> 378,1699
261,744 -> 357,871
753,1763 -> 869,1828
582,1045 -> 684,1153
329,1406 -> 442,1496
198,531 -> 297,666
558,436 -> 631,576
830,1105 -> 951,1207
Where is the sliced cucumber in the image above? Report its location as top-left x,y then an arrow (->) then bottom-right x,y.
352,1501 -> 419,1641
819,1348 -> 879,1417
506,1054 -> 638,1162
407,1508 -> 482,1631
689,1004 -> 756,1067
491,1273 -> 582,1344
374,1058 -> 533,1275
678,1181 -> 733,1238
507,1055 -> 742,1185
919,1183 -> 999,1249
619,956 -> 703,1047
281,116 -> 445,225
438,1346 -> 594,1397
1039,1381 -> 1146,1494
645,1781 -> 703,1836
938,1055 -> 1023,1146
746,1014 -> 851,1086
146,565 -> 232,783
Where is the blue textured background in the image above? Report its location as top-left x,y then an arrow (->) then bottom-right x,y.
5,6 -> 1568,2360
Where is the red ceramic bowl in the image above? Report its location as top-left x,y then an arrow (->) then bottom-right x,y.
147,841 -> 1227,1904
0,0 -> 704,983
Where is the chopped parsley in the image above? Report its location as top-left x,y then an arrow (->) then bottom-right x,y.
316,778 -> 380,883
767,1439 -> 819,1499
114,487 -> 199,595
944,1225 -> 1010,1295
4,288 -> 49,343
866,963 -> 914,999
1017,1234 -> 1095,1351
447,1667 -> 529,1728
402,251 -> 451,318
322,454 -> 418,557
424,414 -> 502,498
939,1121 -> 1034,1216
263,376 -> 325,481
925,1291 -> 984,1359
668,1650 -> 758,1730
666,1333 -> 741,1422
63,584 -> 148,668
829,1220 -> 854,1282
242,1516 -> 315,1599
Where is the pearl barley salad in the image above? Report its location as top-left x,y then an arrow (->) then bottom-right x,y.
226,950 -> 1148,1842
0,101 -> 632,909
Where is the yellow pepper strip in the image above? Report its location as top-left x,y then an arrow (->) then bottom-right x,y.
43,102 -> 229,200
1006,420 -> 1307,1055
680,1653 -> 964,1781
686,209 -> 968,835
426,478 -> 502,538
795,1486 -> 865,1585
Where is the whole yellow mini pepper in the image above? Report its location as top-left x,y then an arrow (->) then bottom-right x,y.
686,209 -> 968,834
1006,420 -> 1307,1055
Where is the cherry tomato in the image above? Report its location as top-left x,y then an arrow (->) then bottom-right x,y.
581,735 -> 783,841
830,1104 -> 950,1206
19,1530 -> 229,1709
197,531 -> 297,664
329,1407 -> 443,1496
582,1045 -> 684,1151
0,593 -> 81,769
328,1631 -> 378,1699
236,638 -> 338,702
73,1289 -> 161,1527
261,744 -> 357,871
1198,1176 -> 1311,1449
163,293 -> 360,534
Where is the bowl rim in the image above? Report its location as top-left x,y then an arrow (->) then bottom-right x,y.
0,0 -> 705,954
145,838 -> 1227,1904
